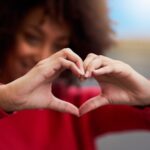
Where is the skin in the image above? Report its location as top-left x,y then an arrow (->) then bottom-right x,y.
0,8 -> 150,117
79,54 -> 150,115
3,8 -> 72,82
0,8 -> 84,116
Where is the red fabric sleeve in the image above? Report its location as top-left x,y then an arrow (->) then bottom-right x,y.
0,109 -> 9,119
90,105 -> 150,137
77,86 -> 150,137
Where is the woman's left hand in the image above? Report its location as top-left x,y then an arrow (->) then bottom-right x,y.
79,54 -> 150,115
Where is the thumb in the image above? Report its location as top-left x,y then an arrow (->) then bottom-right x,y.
48,95 -> 79,117
79,95 -> 109,116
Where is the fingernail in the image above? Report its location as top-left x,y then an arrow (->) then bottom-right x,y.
85,71 -> 90,78
80,69 -> 85,75
81,68 -> 85,75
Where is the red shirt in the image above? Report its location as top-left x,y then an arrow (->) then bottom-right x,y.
0,85 -> 150,150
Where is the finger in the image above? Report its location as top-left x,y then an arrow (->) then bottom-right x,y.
79,96 -> 108,116
85,56 -> 102,78
60,58 -> 83,77
49,96 -> 79,116
85,55 -> 115,78
92,66 -> 113,76
60,48 -> 84,75
83,53 -> 97,76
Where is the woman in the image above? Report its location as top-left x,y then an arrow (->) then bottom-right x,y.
0,0 -> 150,150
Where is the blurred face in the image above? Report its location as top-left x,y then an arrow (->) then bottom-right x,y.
4,8 -> 70,82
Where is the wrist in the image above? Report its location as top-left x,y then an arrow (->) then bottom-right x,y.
143,79 -> 150,105
136,78 -> 150,106
0,84 -> 16,112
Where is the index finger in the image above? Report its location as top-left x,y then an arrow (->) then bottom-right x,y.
58,48 -> 85,75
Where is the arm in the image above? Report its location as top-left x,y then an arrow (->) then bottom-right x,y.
0,85 -> 11,119
0,48 -> 84,118
78,86 -> 150,137
78,53 -> 150,136
80,54 -> 150,115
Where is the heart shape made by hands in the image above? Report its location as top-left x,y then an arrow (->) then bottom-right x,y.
52,76 -> 107,117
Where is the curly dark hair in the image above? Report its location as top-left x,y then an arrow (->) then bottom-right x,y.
0,0 -> 114,84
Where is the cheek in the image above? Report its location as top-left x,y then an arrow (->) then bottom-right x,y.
11,43 -> 34,73
15,42 -> 34,57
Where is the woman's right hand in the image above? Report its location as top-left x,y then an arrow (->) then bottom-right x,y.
0,48 -> 84,116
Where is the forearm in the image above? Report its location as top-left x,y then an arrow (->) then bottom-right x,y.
140,79 -> 150,105
0,84 -> 16,112
0,84 -> 12,118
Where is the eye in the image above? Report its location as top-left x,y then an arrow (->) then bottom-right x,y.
24,32 -> 42,46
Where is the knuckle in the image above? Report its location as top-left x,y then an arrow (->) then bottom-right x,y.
87,53 -> 96,58
87,61 -> 95,69
35,60 -> 51,80
87,63 -> 93,70
77,56 -> 82,62
57,57 -> 64,64
98,55 -> 103,58
60,49 -> 67,57
35,60 -> 45,72
98,55 -> 105,61
62,48 -> 72,56
113,60 -> 124,73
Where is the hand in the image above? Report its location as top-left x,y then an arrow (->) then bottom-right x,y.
79,54 -> 150,115
1,48 -> 84,116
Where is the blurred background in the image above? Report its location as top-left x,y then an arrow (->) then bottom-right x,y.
96,0 -> 150,149
106,0 -> 150,78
